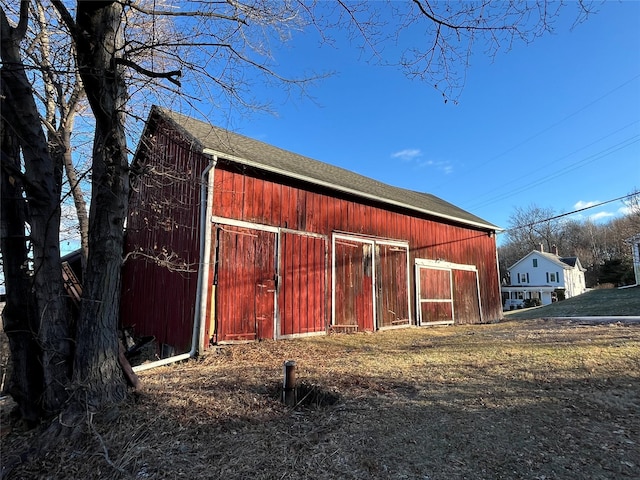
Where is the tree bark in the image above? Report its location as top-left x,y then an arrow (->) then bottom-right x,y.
34,0 -> 90,271
0,82 -> 44,425
1,3 -> 71,418
71,0 -> 129,408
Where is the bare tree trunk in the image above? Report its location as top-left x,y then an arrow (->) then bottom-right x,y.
58,123 -> 90,269
0,85 -> 44,426
34,0 -> 90,271
71,0 -> 129,408
1,3 -> 71,417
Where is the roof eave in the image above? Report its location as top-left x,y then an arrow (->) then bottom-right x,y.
203,148 -> 500,232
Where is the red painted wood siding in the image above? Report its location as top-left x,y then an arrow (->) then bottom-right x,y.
452,269 -> 482,324
121,120 -> 207,354
417,267 -> 454,323
211,163 -> 502,329
376,244 -> 410,327
279,232 -> 327,335
214,225 -> 277,341
124,120 -> 502,352
333,239 -> 375,331
419,267 -> 451,300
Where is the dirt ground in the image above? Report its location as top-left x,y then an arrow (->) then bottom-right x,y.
2,318 -> 639,479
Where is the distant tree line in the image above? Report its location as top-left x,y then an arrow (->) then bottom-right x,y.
498,193 -> 640,287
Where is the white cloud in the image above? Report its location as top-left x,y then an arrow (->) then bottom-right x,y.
589,211 -> 615,221
391,149 -> 453,174
418,159 -> 454,175
618,204 -> 637,216
574,200 -> 600,210
391,149 -> 422,161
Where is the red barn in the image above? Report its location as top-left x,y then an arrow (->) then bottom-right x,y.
121,107 -> 502,361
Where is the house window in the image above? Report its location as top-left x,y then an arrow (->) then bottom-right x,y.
533,259 -> 538,267
549,273 -> 557,282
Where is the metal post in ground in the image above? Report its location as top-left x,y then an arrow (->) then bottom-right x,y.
282,360 -> 297,407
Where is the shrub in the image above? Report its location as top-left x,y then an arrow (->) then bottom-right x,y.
523,298 -> 542,308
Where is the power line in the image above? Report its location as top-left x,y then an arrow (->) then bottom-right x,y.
464,120 -> 640,209
467,133 -> 640,210
501,191 -> 639,234
433,73 -> 640,192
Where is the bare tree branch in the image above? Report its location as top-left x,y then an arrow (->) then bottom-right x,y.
122,249 -> 197,273
49,0 -> 76,39
412,0 -> 515,33
126,0 -> 248,24
115,57 -> 182,86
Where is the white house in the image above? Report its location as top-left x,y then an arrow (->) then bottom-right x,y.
502,245 -> 587,309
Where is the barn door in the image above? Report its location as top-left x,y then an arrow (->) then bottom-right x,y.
375,243 -> 410,328
452,269 -> 482,324
333,237 -> 375,331
278,231 -> 328,336
214,225 -> 277,341
416,265 -> 454,325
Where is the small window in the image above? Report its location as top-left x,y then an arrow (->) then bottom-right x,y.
533,259 -> 538,267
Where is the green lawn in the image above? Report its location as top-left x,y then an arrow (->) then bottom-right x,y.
505,285 -> 640,319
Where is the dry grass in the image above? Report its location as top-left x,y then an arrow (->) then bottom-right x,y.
2,318 -> 639,479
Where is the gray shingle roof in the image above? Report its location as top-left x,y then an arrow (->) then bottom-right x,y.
152,106 -> 499,231
559,257 -> 578,267
509,250 -> 584,271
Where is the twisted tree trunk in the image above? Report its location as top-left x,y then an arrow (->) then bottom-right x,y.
1,2 -> 71,419
0,83 -> 44,426
70,0 -> 129,408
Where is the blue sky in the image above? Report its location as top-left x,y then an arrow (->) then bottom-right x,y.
201,1 -> 640,242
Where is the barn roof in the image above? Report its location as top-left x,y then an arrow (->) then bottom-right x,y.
149,106 -> 499,231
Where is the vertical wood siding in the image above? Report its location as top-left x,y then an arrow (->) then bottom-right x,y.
417,267 -> 454,324
214,225 -> 277,341
452,269 -> 482,325
121,120 -> 207,354
124,123 -> 502,351
211,163 -> 502,335
376,244 -> 410,327
333,239 -> 375,331
279,232 -> 327,336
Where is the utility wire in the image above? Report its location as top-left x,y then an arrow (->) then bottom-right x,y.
468,134 -> 640,210
433,73 -> 640,191
464,120 -> 640,209
501,191 -> 639,234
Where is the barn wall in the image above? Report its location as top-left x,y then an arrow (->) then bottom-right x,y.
211,162 -> 503,331
123,122 -> 502,353
121,119 -> 208,354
